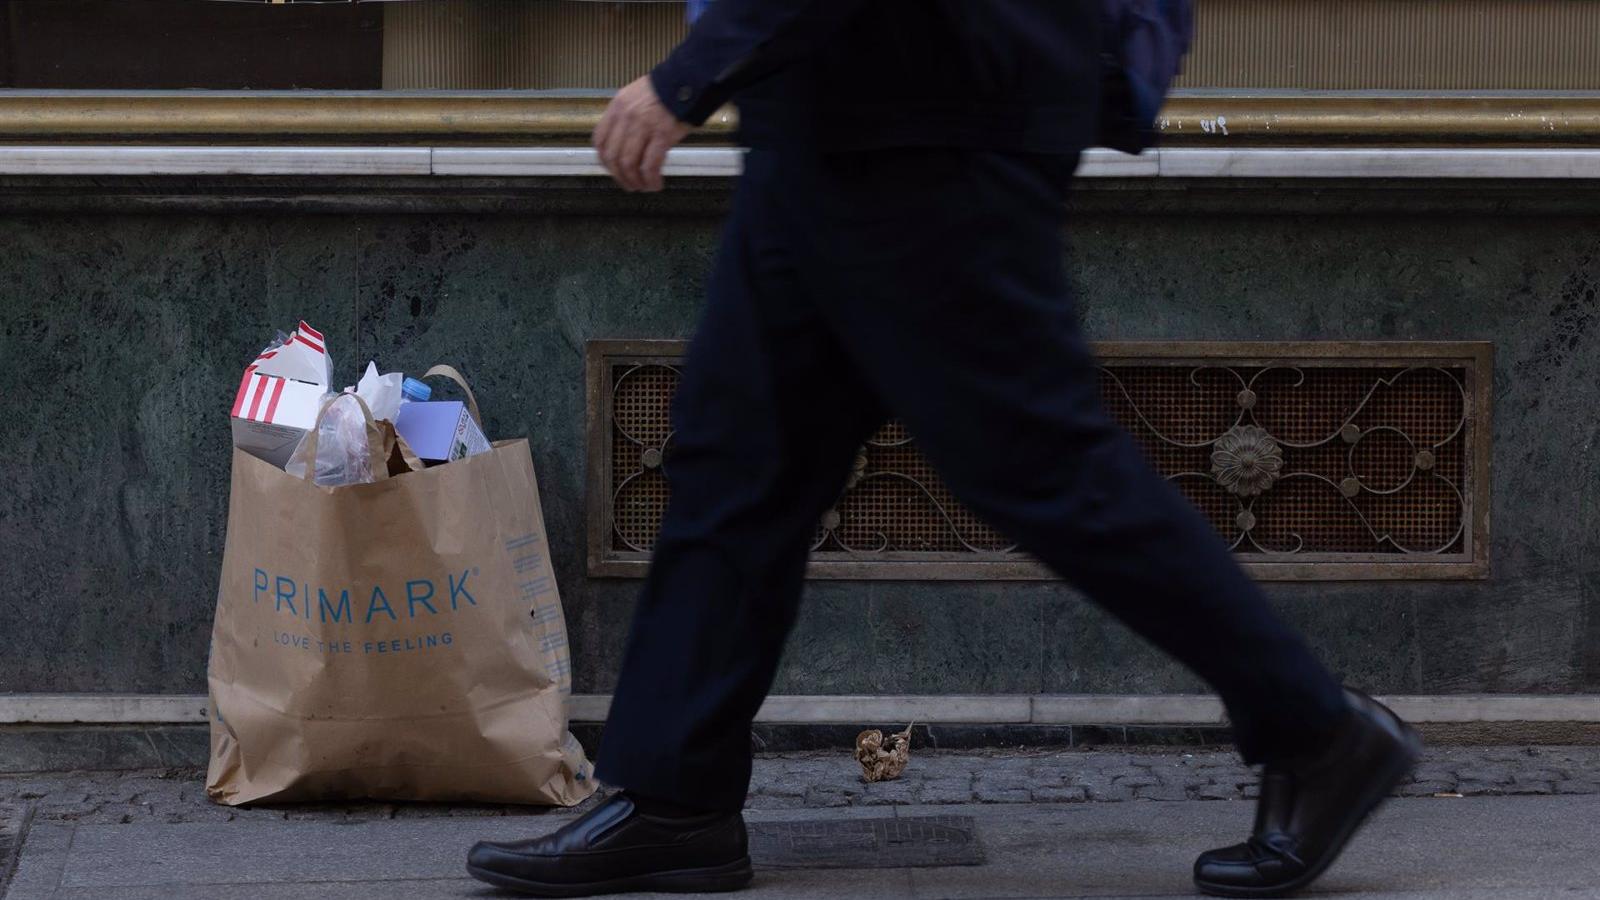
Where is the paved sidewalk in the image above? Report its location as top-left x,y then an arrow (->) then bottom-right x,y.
4,747 -> 1599,898
7,795 -> 1599,898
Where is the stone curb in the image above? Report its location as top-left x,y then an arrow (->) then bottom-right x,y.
3,746 -> 1596,827
0,801 -> 34,896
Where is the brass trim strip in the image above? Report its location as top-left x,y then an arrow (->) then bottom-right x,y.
2,91 -> 1599,145
1159,94 -> 1600,145
0,92 -> 725,144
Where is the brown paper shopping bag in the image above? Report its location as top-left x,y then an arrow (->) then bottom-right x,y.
206,387 -> 593,807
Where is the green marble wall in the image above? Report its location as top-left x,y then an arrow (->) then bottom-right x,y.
2,176 -> 1598,699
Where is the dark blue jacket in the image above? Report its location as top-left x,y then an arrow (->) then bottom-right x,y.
650,0 -> 1104,152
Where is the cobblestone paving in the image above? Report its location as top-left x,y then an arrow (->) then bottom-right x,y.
0,746 -> 1595,827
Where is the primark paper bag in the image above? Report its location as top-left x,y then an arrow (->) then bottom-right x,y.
206,439 -> 593,806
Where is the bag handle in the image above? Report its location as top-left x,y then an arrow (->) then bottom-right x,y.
300,392 -> 389,484
422,364 -> 483,426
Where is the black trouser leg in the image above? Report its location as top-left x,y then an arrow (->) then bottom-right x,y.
777,147 -> 1349,764
595,172 -> 884,811
598,146 -> 1348,813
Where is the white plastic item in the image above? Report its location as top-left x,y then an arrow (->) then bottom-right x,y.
351,361 -> 406,424
284,393 -> 379,487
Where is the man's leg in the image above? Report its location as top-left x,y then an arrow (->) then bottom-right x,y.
594,161 -> 884,812
778,147 -> 1415,898
468,158 -> 884,896
778,147 -> 1348,761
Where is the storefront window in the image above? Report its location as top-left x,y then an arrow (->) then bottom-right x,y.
3,0 -> 1598,95
0,0 -> 687,91
0,0 -> 1594,147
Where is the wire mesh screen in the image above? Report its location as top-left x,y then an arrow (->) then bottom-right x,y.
1099,365 -> 1469,557
595,343 -> 1487,578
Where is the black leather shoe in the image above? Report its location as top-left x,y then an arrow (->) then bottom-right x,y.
467,793 -> 753,897
1193,690 -> 1421,898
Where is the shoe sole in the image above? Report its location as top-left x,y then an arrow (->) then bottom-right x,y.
466,857 -> 754,897
1194,723 -> 1423,899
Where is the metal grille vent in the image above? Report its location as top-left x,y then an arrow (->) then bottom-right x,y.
588,341 -> 1490,580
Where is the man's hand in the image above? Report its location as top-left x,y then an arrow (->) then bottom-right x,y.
594,76 -> 693,192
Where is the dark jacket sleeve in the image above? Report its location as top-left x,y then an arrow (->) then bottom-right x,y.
650,0 -> 869,126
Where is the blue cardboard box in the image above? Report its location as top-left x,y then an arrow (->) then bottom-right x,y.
394,401 -> 491,463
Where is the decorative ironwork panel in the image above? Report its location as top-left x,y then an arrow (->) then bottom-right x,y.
587,341 -> 1491,580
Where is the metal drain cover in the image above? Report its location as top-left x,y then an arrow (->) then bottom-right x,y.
749,815 -> 984,869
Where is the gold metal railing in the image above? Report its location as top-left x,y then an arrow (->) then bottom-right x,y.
2,91 -> 1597,146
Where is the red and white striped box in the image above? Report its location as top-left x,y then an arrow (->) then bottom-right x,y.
230,321 -> 331,468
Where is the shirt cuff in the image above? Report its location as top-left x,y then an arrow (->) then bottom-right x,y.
650,56 -> 720,127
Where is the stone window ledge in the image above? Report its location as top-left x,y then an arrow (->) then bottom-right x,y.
4,145 -> 1600,180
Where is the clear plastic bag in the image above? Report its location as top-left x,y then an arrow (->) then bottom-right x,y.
284,393 -> 378,487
